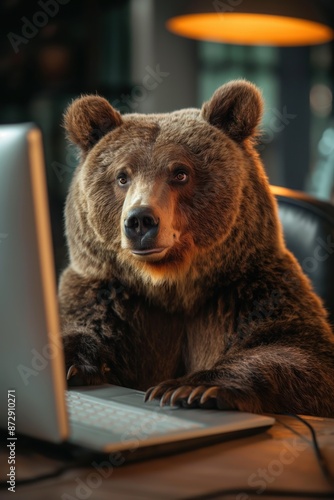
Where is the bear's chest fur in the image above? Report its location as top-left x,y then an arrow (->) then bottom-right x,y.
108,292 -> 233,390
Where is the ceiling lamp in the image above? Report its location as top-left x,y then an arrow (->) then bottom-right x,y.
166,0 -> 334,46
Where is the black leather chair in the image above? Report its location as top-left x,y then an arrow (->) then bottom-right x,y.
271,186 -> 334,326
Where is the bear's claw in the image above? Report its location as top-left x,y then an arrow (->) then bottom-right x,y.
145,385 -> 164,403
199,386 -> 220,404
171,386 -> 194,406
145,382 -> 229,409
187,385 -> 208,404
66,362 -> 111,386
67,364 -> 78,380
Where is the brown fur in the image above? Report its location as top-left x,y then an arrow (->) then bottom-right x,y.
59,80 -> 334,417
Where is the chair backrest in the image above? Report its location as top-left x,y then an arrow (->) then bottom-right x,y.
271,186 -> 334,327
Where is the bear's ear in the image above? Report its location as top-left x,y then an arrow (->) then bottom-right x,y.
63,95 -> 123,154
201,80 -> 263,142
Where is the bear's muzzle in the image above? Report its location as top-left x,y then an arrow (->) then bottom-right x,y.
124,206 -> 168,260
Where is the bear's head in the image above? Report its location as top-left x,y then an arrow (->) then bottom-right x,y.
63,80 -> 281,299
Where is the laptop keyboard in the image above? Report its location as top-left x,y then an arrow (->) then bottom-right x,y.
66,391 -> 203,437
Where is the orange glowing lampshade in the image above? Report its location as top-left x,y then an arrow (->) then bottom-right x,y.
166,1 -> 334,46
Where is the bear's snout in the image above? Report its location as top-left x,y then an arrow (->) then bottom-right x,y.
124,206 -> 160,247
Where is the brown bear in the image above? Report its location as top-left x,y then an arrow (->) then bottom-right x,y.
59,80 -> 334,417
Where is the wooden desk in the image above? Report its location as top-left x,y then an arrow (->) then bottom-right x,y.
1,415 -> 334,499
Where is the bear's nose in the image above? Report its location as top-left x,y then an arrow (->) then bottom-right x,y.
124,207 -> 159,243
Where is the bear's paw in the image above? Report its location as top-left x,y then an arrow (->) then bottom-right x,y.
145,377 -> 232,410
62,332 -> 111,386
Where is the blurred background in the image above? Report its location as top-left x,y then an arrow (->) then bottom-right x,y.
1,0 -> 334,277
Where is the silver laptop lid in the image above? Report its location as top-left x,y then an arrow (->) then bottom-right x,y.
0,123 -> 68,442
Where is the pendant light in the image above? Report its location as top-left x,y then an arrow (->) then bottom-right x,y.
166,0 -> 334,46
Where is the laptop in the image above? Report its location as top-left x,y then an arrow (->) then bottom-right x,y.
0,123 -> 275,460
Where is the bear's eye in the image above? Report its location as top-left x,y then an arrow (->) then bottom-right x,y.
117,173 -> 128,186
173,169 -> 188,184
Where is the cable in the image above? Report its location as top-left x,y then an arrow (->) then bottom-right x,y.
178,414 -> 334,500
288,414 -> 334,488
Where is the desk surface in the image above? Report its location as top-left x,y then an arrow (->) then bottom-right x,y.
1,415 -> 334,499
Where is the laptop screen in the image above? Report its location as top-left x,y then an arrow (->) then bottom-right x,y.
0,123 -> 68,442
